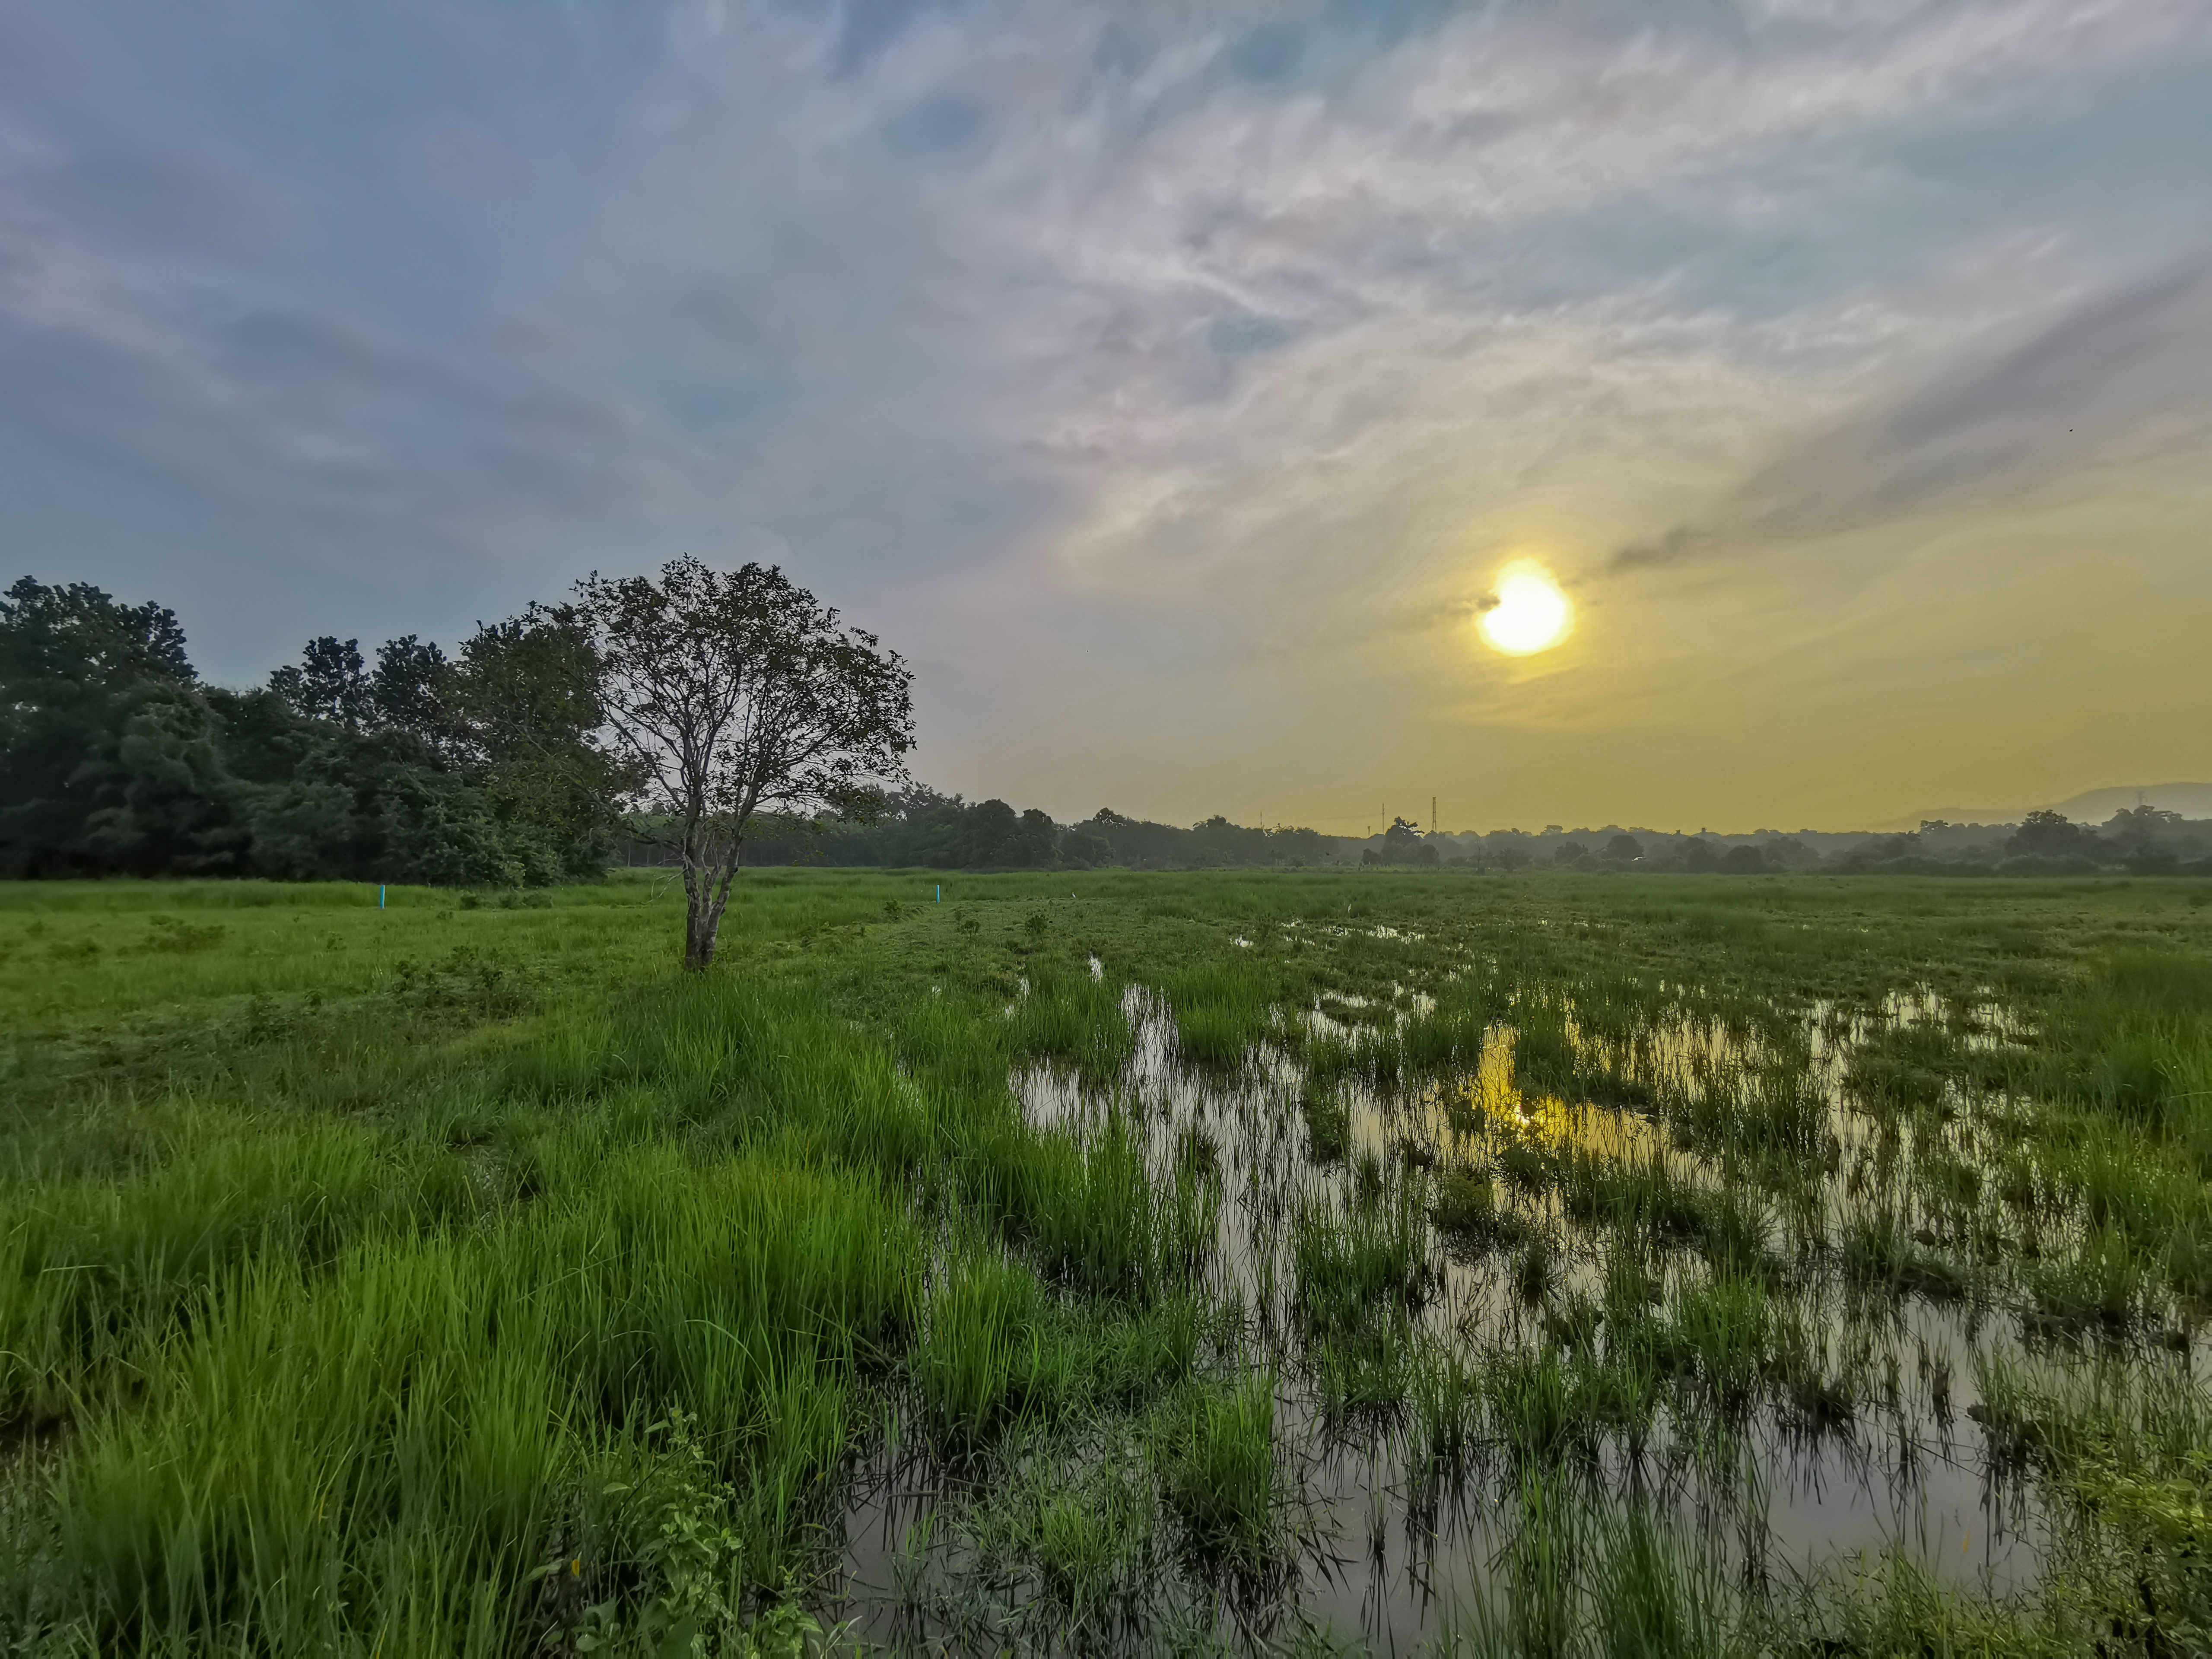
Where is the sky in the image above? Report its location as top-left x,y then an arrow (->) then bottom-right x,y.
3,0 -> 2209,834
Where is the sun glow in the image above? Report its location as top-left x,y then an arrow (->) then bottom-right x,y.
1476,560 -> 1573,656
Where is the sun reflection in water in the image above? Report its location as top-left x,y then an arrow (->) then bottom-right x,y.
1438,1026 -> 1667,1163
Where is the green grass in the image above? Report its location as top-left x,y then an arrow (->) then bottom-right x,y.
913,1242 -> 1056,1441
3,868 -> 2212,1653
1299,1081 -> 1351,1163
1432,1168 -> 1521,1253
25,1152 -> 908,1649
1291,1168 -> 1432,1339
1161,1374 -> 1278,1561
1009,960 -> 1135,1086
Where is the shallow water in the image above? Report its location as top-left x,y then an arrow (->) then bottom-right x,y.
834,974 -> 2187,1649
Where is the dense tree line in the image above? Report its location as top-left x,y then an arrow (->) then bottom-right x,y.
1403,811 -> 2212,875
11,575 -> 2209,885
5,575 -> 1367,887
722,797 -> 1349,871
2,578 -> 623,884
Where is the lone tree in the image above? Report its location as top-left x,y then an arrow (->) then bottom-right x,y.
576,556 -> 913,969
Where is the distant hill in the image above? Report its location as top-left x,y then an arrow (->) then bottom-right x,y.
2047,783 -> 2212,822
1894,782 -> 2212,830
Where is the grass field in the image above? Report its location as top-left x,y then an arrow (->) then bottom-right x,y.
4,868 -> 2211,1656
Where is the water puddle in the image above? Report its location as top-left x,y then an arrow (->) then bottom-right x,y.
834,973 -> 2189,1649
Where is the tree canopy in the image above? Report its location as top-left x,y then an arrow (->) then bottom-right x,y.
1,577 -> 620,884
576,557 -> 914,968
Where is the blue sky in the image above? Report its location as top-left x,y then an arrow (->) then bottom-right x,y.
5,1 -> 2209,829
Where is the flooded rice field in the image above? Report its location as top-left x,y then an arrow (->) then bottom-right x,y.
9,873 -> 2207,1655
832,953 -> 2203,1651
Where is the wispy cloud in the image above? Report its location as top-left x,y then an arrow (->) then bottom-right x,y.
1612,257 -> 2212,570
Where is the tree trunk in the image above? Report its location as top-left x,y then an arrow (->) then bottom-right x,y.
684,893 -> 718,969
680,847 -> 715,971
680,839 -> 741,971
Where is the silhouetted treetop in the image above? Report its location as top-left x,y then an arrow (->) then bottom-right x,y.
1,578 -> 193,686
270,637 -> 372,728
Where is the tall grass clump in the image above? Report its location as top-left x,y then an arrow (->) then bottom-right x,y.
1015,1453 -> 1157,1626
0,1118 -> 392,1426
1665,1275 -> 1772,1411
1290,1175 -> 1431,1338
1300,1080 -> 1351,1162
1162,1375 -> 1277,1561
2024,1224 -> 2151,1332
1587,1507 -> 1748,1659
1011,962 -> 1135,1088
984,1114 -> 1211,1301
913,1246 -> 1062,1444
1843,1022 -> 1959,1116
893,982 -> 1020,1105
1303,1029 -> 1359,1088
1510,1000 -> 1581,1098
1165,961 -> 1274,1067
2048,949 -> 2212,1136
1436,1497 -> 1748,1658
1402,978 -> 1497,1074
24,1150 -> 915,1653
1408,1347 -> 1484,1480
1433,1168 -> 1521,1254
509,975 -> 939,1178
1677,1060 -> 1826,1163
1557,1147 -> 1703,1244
1839,1209 -> 1964,1303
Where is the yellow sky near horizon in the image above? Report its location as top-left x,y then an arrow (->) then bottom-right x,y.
968,442 -> 2212,836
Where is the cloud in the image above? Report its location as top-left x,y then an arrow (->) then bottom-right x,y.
1611,256 -> 2212,570
3,0 -> 2212,826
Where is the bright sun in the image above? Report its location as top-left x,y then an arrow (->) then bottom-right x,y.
1476,560 -> 1573,656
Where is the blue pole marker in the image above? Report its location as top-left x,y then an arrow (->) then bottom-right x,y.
936,885 -> 941,903
379,885 -> 387,909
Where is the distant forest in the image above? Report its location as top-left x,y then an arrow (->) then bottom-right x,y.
8,577 -> 2210,884
2,578 -> 619,886
721,799 -> 2212,877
